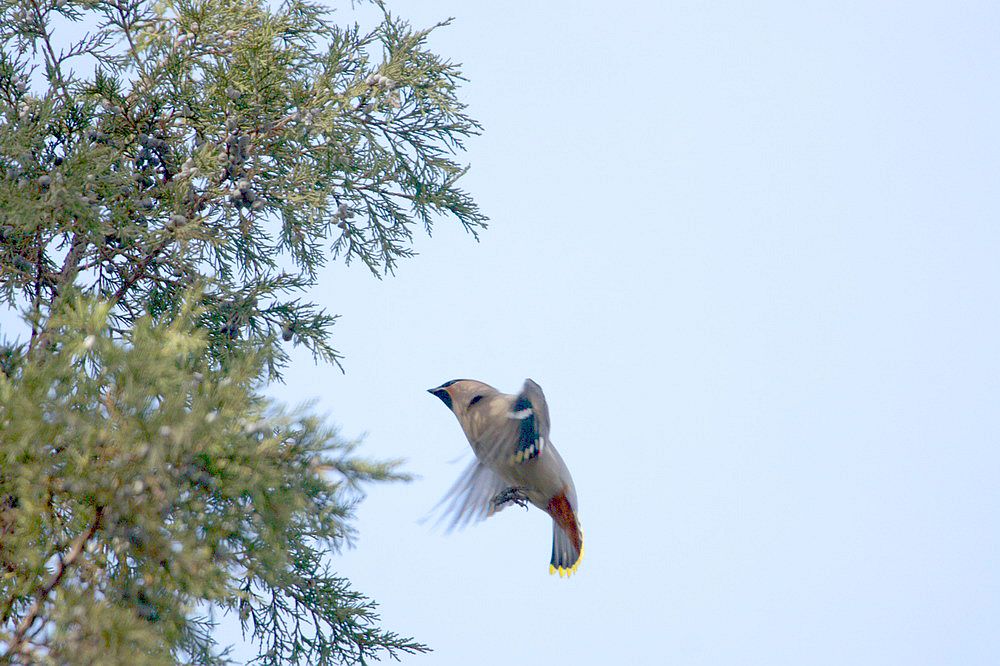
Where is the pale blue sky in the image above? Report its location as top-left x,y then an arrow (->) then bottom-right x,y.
288,1 -> 1000,664
5,1 -> 1000,664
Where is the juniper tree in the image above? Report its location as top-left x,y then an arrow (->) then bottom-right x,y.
0,0 -> 484,662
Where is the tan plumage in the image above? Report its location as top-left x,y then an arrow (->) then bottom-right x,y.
428,378 -> 583,576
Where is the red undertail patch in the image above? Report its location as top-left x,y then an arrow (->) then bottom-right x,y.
547,491 -> 583,554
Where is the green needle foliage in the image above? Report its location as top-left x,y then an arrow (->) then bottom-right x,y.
0,0 -> 485,662
1,297 -> 422,664
0,0 -> 484,374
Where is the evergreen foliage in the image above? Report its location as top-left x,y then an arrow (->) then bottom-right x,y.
0,0 -> 484,373
0,0 -> 484,661
2,298 -> 422,664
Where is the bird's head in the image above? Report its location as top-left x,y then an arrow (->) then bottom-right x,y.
427,379 -> 495,419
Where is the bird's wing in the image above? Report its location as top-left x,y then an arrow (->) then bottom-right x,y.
481,378 -> 551,466
432,458 -> 509,531
521,378 -> 551,438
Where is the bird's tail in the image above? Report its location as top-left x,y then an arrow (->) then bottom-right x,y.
547,492 -> 583,577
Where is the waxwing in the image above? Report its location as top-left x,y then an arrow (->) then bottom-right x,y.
428,378 -> 583,576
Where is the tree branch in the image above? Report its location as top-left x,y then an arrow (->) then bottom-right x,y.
54,233 -> 89,294
2,506 -> 104,662
22,233 -> 90,357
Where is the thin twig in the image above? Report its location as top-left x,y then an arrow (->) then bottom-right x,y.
26,0 -> 73,104
27,229 -> 44,354
108,237 -> 171,307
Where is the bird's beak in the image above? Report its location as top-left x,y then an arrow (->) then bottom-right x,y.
427,385 -> 453,410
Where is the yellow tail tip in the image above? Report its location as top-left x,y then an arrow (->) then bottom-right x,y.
548,543 -> 584,578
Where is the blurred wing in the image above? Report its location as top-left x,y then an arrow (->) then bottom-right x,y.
431,459 -> 508,531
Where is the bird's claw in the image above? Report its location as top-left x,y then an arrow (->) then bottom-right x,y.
492,487 -> 530,512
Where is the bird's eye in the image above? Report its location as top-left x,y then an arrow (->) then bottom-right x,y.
468,395 -> 483,407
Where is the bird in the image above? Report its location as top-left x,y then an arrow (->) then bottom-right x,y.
427,378 -> 583,577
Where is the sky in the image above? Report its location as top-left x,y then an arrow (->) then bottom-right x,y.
294,1 -> 1000,664
5,0 -> 1000,664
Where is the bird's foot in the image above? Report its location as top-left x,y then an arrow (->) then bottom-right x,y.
492,487 -> 530,512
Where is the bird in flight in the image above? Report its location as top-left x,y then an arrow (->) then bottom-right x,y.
428,378 -> 583,577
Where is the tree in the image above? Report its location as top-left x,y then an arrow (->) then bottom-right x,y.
0,0 -> 485,662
